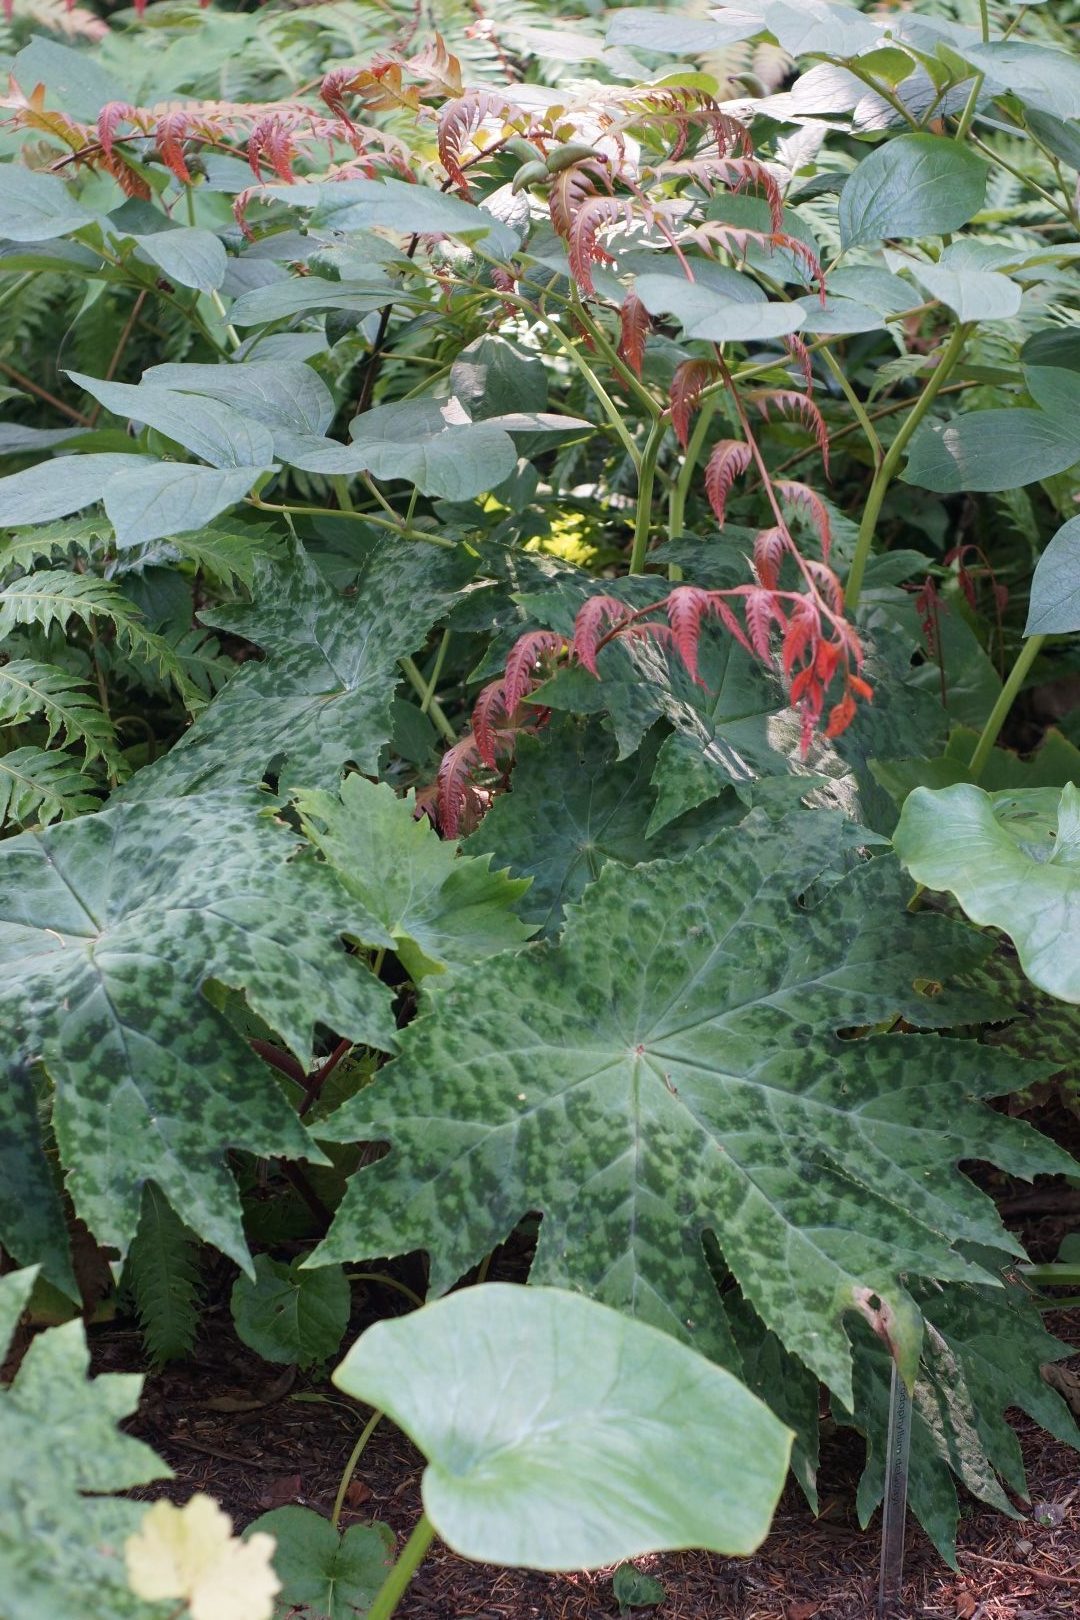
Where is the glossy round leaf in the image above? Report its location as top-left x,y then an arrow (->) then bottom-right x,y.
333,1284 -> 792,1570
894,782 -> 1080,1003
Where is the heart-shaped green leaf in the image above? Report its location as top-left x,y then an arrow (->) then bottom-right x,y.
244,1506 -> 394,1620
332,1284 -> 792,1569
231,1257 -> 350,1368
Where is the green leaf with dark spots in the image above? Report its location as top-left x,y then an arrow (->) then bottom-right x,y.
313,813 -> 1071,1405
0,1269 -> 170,1620
0,790 -> 396,1282
295,773 -> 534,980
121,538 -> 475,799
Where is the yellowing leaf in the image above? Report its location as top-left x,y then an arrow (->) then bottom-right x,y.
126,1494 -> 280,1620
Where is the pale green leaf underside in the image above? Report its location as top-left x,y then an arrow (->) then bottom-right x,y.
314,815 -> 1070,1404
334,1284 -> 792,1567
894,781 -> 1080,1003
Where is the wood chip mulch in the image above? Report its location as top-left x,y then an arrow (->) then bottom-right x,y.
90,1297 -> 1080,1620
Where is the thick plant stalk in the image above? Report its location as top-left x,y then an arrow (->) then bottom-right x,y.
629,417 -> 668,573
366,1512 -> 438,1620
844,324 -> 970,613
877,1361 -> 913,1620
968,634 -> 1045,781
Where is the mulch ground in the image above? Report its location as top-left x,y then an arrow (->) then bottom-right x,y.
88,1285 -> 1080,1620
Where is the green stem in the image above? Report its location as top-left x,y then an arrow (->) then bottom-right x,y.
331,1409 -> 383,1531
969,133 -> 1077,225
978,0 -> 990,43
400,655 -> 457,744
567,286 -> 661,421
669,397 -> 717,544
818,346 -> 882,464
248,497 -> 456,549
968,634 -> 1044,781
844,323 -> 970,612
418,629 -> 450,716
208,287 -> 241,351
953,69 -> 985,143
347,1271 -> 426,1309
629,417 -> 667,574
366,1513 -> 438,1620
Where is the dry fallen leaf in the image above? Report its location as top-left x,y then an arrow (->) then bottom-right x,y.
125,1493 -> 280,1620
955,1584 -> 978,1618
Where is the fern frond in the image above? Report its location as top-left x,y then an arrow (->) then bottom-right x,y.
0,660 -> 120,763
0,518 -> 109,582
0,572 -> 199,707
0,744 -> 99,831
122,1182 -> 202,1367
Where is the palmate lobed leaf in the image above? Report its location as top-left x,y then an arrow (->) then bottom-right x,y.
0,789 -> 397,1292
312,812 -> 1074,1407
122,537 -> 476,800
295,773 -> 534,979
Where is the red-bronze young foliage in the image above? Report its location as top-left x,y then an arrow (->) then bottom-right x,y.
617,291 -> 651,377
669,359 -> 718,449
704,440 -> 754,525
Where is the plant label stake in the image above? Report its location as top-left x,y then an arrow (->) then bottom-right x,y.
877,1358 -> 913,1620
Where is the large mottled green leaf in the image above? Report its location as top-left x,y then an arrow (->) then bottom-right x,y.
121,538 -> 474,799
334,1284 -> 792,1567
465,718 -> 726,938
313,813 -> 1070,1404
894,781 -> 1080,1002
0,790 -> 396,1287
0,1268 -> 169,1620
295,774 -> 533,980
847,1273 -> 1079,1563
